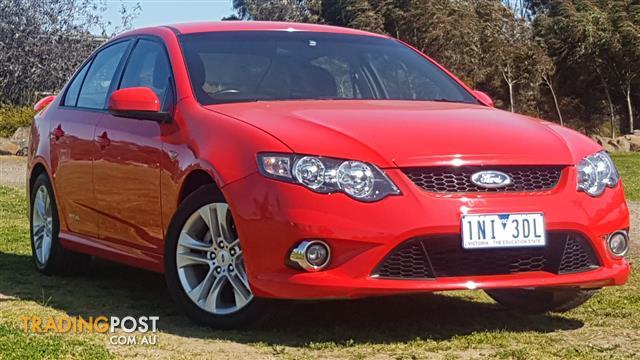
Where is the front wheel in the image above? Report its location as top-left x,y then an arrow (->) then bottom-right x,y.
164,184 -> 268,329
485,288 -> 599,314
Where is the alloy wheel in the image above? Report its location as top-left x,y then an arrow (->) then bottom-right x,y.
32,185 -> 53,265
176,202 -> 253,315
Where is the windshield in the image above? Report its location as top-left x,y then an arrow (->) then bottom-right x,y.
180,31 -> 477,105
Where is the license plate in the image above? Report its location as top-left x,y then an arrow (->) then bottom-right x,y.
461,213 -> 546,249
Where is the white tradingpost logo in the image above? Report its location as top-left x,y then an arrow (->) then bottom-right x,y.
108,316 -> 159,346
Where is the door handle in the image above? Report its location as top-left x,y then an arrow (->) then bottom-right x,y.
52,124 -> 65,141
96,131 -> 111,148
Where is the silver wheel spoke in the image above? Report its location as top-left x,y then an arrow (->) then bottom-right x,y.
178,232 -> 211,252
204,275 -> 227,313
35,193 -> 46,220
199,205 -> 220,239
187,268 -> 217,304
176,252 -> 210,268
233,255 -> 251,290
227,272 -> 252,308
215,203 -> 234,244
41,235 -> 51,264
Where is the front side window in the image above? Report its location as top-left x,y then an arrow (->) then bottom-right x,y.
77,41 -> 129,109
119,39 -> 172,108
180,31 -> 476,105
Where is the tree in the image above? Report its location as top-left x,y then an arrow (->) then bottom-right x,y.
0,0 -> 140,106
610,0 -> 639,133
475,0 -> 543,113
229,0 -> 321,22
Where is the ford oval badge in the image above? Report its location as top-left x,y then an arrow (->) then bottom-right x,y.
470,171 -> 512,189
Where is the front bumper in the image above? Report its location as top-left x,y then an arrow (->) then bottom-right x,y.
223,166 -> 630,300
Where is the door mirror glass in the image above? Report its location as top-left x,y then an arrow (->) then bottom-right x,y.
472,90 -> 494,107
108,87 -> 169,122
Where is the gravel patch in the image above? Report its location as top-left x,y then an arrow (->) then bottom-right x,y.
0,156 -> 26,189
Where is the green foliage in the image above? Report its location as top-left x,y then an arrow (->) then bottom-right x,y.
0,107 -> 34,138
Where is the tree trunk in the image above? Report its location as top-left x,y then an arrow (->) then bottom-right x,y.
595,66 -> 616,137
544,75 -> 563,126
508,81 -> 514,112
502,69 -> 515,112
625,82 -> 634,134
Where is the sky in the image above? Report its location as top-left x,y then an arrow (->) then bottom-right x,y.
102,0 -> 234,33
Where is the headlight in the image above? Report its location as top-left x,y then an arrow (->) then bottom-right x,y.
258,153 -> 400,202
577,151 -> 619,196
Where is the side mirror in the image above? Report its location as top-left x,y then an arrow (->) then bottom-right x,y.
108,87 -> 170,122
472,90 -> 494,108
34,95 -> 57,112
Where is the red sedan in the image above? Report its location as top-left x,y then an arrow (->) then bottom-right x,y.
28,21 -> 630,328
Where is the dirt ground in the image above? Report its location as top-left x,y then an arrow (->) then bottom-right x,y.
0,155 -> 26,189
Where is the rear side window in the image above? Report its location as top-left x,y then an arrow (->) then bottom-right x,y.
119,39 -> 172,108
77,41 -> 129,109
64,62 -> 90,107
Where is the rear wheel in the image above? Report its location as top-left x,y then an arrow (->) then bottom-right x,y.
30,173 -> 91,275
485,288 -> 598,314
164,184 -> 268,329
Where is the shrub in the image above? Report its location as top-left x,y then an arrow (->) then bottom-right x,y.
0,106 -> 34,137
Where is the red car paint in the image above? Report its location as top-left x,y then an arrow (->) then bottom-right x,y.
28,21 -> 630,300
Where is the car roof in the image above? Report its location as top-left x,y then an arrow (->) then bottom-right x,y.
120,21 -> 388,38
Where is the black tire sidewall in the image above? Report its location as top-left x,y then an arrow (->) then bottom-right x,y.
164,184 -> 266,329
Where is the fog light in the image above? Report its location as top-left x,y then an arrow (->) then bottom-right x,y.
289,240 -> 331,271
607,231 -> 629,257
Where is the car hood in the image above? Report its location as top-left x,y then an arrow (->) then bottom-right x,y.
205,100 -> 597,168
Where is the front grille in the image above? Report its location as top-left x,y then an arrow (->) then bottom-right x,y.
372,233 -> 599,279
403,166 -> 564,193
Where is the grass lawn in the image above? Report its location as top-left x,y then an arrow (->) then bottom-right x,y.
611,153 -> 640,200
0,153 -> 638,359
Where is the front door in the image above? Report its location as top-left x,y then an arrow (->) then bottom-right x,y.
93,38 -> 173,255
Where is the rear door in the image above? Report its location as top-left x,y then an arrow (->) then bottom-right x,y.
50,40 -> 130,237
93,37 -> 173,254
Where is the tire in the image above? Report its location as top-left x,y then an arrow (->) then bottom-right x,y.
164,184 -> 269,329
485,288 -> 599,314
30,173 -> 91,275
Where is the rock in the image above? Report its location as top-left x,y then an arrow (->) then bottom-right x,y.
15,146 -> 28,156
591,135 -> 606,145
615,137 -> 632,152
626,134 -> 640,152
10,126 -> 30,148
634,129 -> 640,136
594,136 -> 618,152
0,138 -> 20,155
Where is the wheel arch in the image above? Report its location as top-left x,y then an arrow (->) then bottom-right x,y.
177,169 -> 224,205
